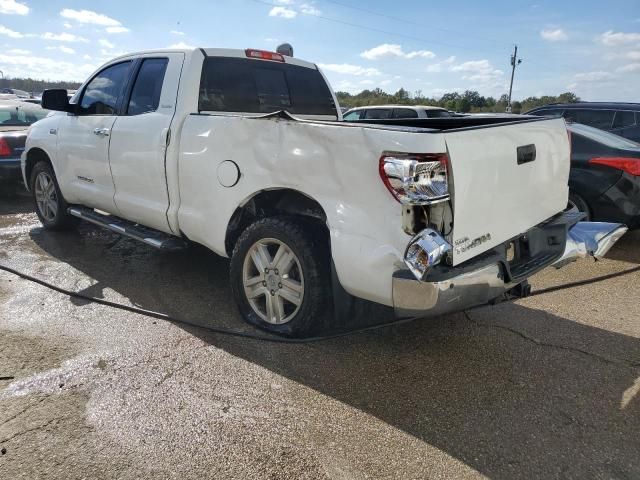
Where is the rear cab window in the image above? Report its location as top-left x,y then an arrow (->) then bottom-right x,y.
391,108 -> 418,119
363,108 -> 392,119
199,57 -> 337,118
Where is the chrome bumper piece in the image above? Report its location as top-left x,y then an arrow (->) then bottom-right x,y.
393,220 -> 627,318
552,221 -> 628,268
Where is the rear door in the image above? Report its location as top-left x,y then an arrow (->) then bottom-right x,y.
108,53 -> 185,233
443,117 -> 570,265
611,110 -> 638,140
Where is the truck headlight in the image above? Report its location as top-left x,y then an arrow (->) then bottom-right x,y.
379,152 -> 450,205
404,228 -> 452,280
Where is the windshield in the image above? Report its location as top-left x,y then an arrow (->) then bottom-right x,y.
569,122 -> 640,150
0,104 -> 49,126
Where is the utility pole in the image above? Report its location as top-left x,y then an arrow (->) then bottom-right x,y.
506,45 -> 522,113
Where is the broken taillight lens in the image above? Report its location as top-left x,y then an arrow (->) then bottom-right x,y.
379,152 -> 450,205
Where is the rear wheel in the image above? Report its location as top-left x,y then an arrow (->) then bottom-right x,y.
568,192 -> 591,221
230,217 -> 329,337
30,161 -> 77,230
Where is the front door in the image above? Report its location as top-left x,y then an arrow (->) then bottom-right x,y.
109,53 -> 184,233
56,60 -> 133,213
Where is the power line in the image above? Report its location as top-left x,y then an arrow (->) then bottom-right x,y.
250,0 -> 509,57
320,0 -> 507,47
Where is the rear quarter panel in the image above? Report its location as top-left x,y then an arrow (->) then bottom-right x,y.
177,115 -> 447,305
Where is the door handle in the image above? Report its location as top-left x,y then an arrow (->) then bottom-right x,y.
93,128 -> 110,137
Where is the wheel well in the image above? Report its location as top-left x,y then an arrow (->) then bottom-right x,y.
24,148 -> 52,189
225,189 -> 329,256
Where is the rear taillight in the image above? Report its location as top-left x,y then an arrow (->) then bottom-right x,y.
379,152 -> 450,205
245,49 -> 285,62
0,138 -> 12,157
589,157 -> 640,176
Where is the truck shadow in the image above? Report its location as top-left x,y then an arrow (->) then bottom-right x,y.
605,229 -> 640,264
28,225 -> 640,479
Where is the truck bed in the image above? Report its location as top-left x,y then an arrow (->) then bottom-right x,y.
343,114 -> 544,131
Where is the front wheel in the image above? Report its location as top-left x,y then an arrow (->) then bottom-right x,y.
30,161 -> 77,230
230,217 -> 329,337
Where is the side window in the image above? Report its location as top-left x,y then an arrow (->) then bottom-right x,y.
612,111 -> 636,129
363,108 -> 391,119
392,108 -> 418,119
127,58 -> 169,116
343,110 -> 361,120
567,109 -> 615,129
79,61 -> 132,115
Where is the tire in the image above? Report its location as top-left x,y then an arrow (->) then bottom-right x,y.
230,216 -> 329,337
30,161 -> 77,230
568,192 -> 592,221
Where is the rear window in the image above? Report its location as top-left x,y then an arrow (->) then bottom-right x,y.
0,105 -> 48,126
569,123 -> 640,150
199,57 -> 336,117
391,108 -> 418,119
425,109 -> 453,118
363,108 -> 392,119
613,110 -> 636,128
529,108 -> 564,117
564,109 -> 615,129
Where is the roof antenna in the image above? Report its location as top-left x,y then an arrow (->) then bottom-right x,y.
276,43 -> 294,57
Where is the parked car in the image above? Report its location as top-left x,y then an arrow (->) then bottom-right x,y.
0,87 -> 29,98
0,102 -> 48,180
343,105 -> 453,121
525,102 -> 640,142
566,123 -> 640,228
24,47 -> 626,336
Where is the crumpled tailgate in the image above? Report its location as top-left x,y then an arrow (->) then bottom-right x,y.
445,117 -> 570,265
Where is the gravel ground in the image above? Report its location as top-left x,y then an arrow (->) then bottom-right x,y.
1,182 -> 639,479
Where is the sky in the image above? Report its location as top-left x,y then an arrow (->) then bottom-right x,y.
0,0 -> 639,101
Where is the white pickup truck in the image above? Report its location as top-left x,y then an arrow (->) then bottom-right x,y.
23,47 -> 627,336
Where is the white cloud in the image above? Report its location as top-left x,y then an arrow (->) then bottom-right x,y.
450,59 -> 503,82
269,6 -> 297,18
318,63 -> 381,76
105,26 -> 129,34
275,0 -> 294,3
83,54 -> 92,60
42,31 -> 88,42
618,63 -> 640,73
0,24 -> 22,38
98,38 -> 114,49
625,51 -> 640,60
540,28 -> 568,42
299,3 -> 320,15
46,45 -> 76,54
380,79 -> 392,86
7,47 -> 29,54
0,53 -> 97,81
599,30 -> 640,46
574,71 -> 614,82
425,55 -> 456,73
170,30 -> 185,35
60,8 -> 121,26
360,43 -> 435,60
0,0 -> 29,15
168,41 -> 195,49
63,22 -> 72,29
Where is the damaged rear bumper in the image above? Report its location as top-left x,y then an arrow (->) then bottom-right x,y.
392,216 -> 628,318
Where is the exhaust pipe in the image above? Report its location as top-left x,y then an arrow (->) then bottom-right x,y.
553,221 -> 628,268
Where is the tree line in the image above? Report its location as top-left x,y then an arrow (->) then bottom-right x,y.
335,88 -> 580,114
0,77 -> 82,95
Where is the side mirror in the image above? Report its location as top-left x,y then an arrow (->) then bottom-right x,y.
41,89 -> 72,112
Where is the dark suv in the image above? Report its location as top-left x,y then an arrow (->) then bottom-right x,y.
525,102 -> 640,142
